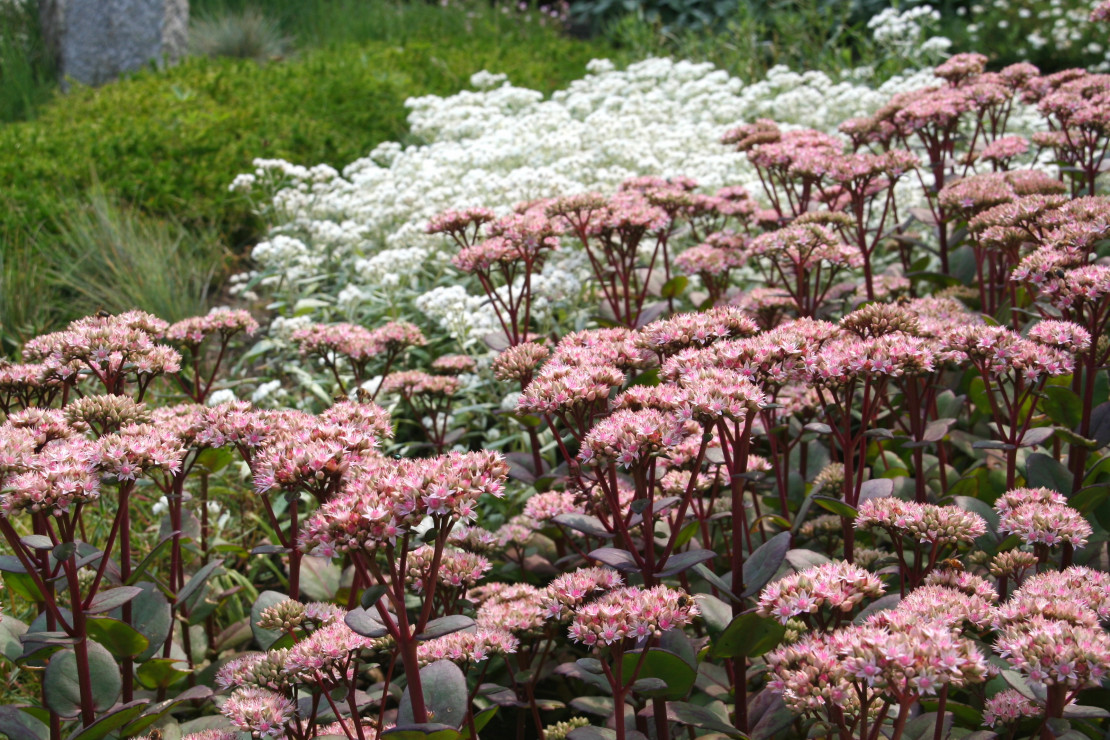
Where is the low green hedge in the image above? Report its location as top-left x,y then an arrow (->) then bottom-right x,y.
0,16 -> 617,244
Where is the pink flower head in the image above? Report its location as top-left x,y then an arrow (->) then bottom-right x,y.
283,619 -> 374,686
543,566 -> 624,620
222,687 -> 295,737
417,627 -> 519,665
856,498 -> 986,546
567,585 -> 697,646
636,307 -> 758,358
983,689 -> 1041,727
166,309 -> 259,346
578,408 -> 690,469
475,583 -> 547,634
995,614 -> 1110,688
757,561 -> 884,624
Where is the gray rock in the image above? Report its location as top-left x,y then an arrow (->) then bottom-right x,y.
40,0 -> 189,87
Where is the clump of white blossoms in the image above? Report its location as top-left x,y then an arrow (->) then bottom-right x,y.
868,5 -> 952,64
232,50 -> 1050,347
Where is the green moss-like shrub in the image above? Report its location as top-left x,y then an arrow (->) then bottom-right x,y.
0,11 -> 617,243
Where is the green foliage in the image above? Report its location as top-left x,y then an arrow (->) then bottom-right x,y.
936,0 -> 1110,73
0,2 -> 617,243
0,228 -> 53,356
602,0 -> 878,82
0,0 -> 56,123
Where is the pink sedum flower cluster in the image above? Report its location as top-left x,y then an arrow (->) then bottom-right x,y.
757,561 -> 885,625
565,585 -> 698,646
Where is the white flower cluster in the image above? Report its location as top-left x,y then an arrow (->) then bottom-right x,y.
414,285 -> 501,345
354,246 -> 434,291
237,52 -> 1058,351
239,58 -> 962,338
868,5 -> 951,64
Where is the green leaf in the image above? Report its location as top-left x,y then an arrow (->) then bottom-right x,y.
299,554 -> 341,602
1062,704 -> 1110,719
120,685 -> 212,736
902,711 -> 950,740
44,641 -> 122,718
360,584 -> 389,610
0,706 -> 49,740
630,677 -> 669,697
953,496 -> 1000,537
741,531 -> 790,598
623,647 -> 696,700
576,658 -> 604,674
1042,385 -> 1082,429
65,701 -> 148,740
1026,452 -> 1073,495
346,607 -> 389,639
1089,401 -> 1110,448
460,706 -> 498,740
1018,426 -> 1054,448
0,615 -> 29,663
569,696 -> 614,716
671,520 -> 700,549
691,563 -> 741,603
116,582 -> 172,663
567,728 -> 617,740
126,535 -> 176,586
859,478 -> 894,500
418,615 -> 475,641
20,535 -> 53,551
784,549 -> 830,572
588,547 -> 640,573
660,626 -> 698,670
398,660 -> 470,729
812,496 -> 857,519
973,439 -> 1014,450
967,376 -> 993,418
748,688 -> 794,740
656,548 -> 714,577
135,658 -> 190,691
693,594 -> 731,639
709,613 -> 786,659
660,275 -> 688,299
85,586 -> 143,614
1070,485 -> 1110,514
626,368 -> 660,389
552,514 -> 613,538
194,447 -> 233,473
0,555 -> 26,573
176,558 -> 224,606
1002,670 -> 1045,702
854,593 -> 901,624
18,631 -> 75,667
86,617 -> 149,658
663,701 -> 744,738
4,571 -> 43,602
52,542 -> 77,563
921,418 -> 957,443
